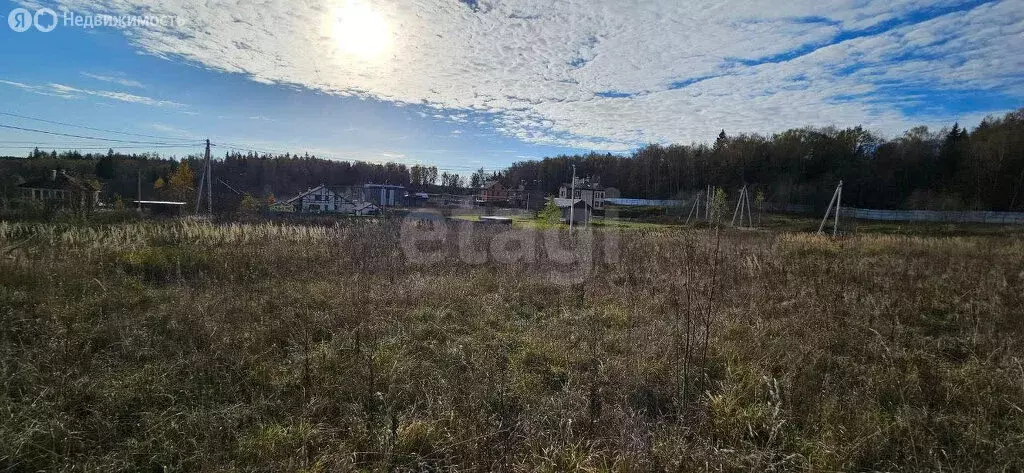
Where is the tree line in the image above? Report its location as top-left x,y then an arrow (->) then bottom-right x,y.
1,150 -> 459,213
498,108 -> 1024,211
3,107 -> 1024,212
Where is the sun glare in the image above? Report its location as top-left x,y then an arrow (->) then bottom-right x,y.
332,1 -> 391,60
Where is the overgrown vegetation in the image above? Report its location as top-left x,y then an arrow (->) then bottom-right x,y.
1,220 -> 1023,471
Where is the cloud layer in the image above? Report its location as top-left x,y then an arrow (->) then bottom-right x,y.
1,79 -> 185,107
35,0 -> 1024,150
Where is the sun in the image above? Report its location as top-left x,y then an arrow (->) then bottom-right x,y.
331,1 -> 392,60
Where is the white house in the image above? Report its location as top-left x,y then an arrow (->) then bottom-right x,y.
558,177 -> 606,210
281,184 -> 380,215
285,185 -> 341,213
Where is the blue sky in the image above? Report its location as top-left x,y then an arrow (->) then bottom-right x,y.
1,0 -> 1022,173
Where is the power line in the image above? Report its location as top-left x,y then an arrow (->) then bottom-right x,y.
3,144 -> 191,150
0,112 -> 508,173
0,121 -> 201,146
0,111 -> 198,142
0,140 -> 92,145
0,140 -> 195,147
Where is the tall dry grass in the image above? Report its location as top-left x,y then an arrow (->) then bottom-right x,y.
1,219 -> 1023,471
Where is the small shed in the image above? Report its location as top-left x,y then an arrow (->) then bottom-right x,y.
553,198 -> 592,224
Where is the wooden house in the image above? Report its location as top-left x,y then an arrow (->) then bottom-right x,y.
18,170 -> 100,210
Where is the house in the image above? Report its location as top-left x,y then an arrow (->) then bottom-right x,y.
279,184 -> 381,216
478,181 -> 507,204
505,184 -> 524,205
362,183 -> 405,207
502,182 -> 546,210
558,177 -> 606,211
285,185 -> 341,213
18,170 -> 101,209
553,198 -> 593,224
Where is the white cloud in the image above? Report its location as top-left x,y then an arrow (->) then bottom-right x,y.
149,122 -> 196,137
0,79 -> 81,99
86,89 -> 185,107
40,0 -> 1024,150
80,72 -> 145,88
1,79 -> 186,108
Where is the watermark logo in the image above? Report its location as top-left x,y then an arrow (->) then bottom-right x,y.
8,8 -> 31,32
34,8 -> 58,32
8,8 -> 178,32
399,211 -> 620,285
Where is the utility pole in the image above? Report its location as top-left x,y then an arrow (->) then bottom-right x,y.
686,190 -> 701,225
731,186 -> 744,227
206,139 -> 212,214
706,185 -> 713,223
817,180 -> 843,236
137,170 -> 142,212
731,185 -> 755,228
194,139 -> 213,215
569,164 -> 576,233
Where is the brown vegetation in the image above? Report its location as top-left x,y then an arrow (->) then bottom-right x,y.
1,220 -> 1023,471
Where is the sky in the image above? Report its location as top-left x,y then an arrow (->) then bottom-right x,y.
0,0 -> 1022,174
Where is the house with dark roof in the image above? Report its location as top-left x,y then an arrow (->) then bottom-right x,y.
284,185 -> 340,213
478,180 -> 507,204
18,170 -> 100,210
278,184 -> 381,215
558,177 -> 606,211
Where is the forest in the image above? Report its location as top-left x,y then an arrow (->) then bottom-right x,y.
2,108 -> 1023,212
502,108 -> 1024,211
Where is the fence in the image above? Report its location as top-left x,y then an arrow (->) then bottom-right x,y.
605,198 -> 683,207
609,198 -> 1024,224
765,203 -> 1024,224
840,208 -> 1024,224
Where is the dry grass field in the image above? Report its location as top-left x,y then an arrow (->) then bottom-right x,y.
1,219 -> 1023,471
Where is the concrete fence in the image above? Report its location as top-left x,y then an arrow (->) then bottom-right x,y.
765,203 -> 1024,224
609,199 -> 1024,224
839,208 -> 1024,224
605,198 -> 684,207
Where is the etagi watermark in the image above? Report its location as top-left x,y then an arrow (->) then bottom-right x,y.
399,213 -> 620,285
8,8 -> 179,33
